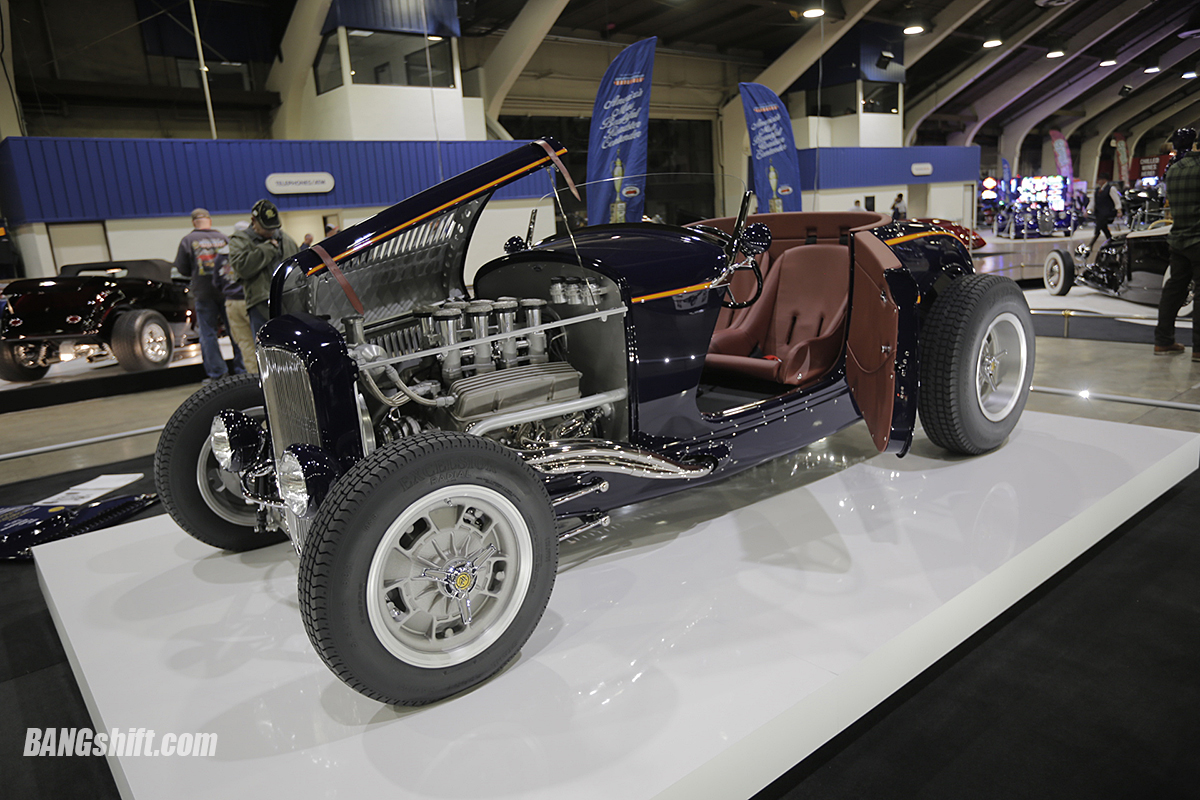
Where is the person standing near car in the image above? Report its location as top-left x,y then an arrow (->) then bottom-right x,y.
212,229 -> 258,375
228,199 -> 298,337
175,208 -> 245,381
1154,128 -> 1200,359
1086,173 -> 1123,256
891,193 -> 907,220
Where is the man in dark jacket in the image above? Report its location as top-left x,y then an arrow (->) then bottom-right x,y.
175,208 -> 245,380
1087,174 -> 1123,256
1154,128 -> 1200,358
228,199 -> 299,336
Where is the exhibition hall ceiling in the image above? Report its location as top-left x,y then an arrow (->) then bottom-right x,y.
462,0 -> 1200,142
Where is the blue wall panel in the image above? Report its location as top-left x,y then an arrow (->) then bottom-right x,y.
0,137 -> 554,226
795,146 -> 980,191
322,0 -> 461,37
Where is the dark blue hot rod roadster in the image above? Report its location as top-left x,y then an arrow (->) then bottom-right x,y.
155,139 -> 1035,705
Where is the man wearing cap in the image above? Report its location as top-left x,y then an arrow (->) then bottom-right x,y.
175,208 -> 245,381
1155,128 -> 1200,359
228,199 -> 299,336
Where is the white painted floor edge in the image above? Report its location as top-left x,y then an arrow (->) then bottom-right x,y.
32,412 -> 1200,800
658,429 -> 1200,800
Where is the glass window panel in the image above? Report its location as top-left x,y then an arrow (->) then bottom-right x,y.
314,33 -> 343,95
805,83 -> 857,117
346,30 -> 454,88
862,81 -> 899,114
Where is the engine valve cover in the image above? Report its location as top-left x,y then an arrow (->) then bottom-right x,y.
448,362 -> 582,427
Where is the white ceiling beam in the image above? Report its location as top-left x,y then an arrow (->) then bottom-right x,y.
903,0 -> 992,69
996,11 -> 1199,171
903,5 -> 1071,146
948,0 -> 1153,147
482,0 -> 571,121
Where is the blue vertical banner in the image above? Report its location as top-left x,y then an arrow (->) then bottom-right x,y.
586,38 -> 656,225
1001,158 -> 1012,205
739,83 -> 802,213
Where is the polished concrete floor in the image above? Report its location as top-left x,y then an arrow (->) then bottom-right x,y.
1,330 -> 1198,490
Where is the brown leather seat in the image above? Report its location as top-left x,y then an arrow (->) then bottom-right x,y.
700,211 -> 889,356
701,211 -> 889,386
706,243 -> 851,385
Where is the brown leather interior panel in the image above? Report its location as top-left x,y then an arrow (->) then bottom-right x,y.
845,232 -> 901,452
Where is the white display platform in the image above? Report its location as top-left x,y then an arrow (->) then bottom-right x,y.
35,412 -> 1200,800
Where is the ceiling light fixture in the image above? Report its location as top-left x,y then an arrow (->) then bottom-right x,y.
1144,65 -> 1161,73
1099,59 -> 1118,67
903,23 -> 925,35
803,6 -> 825,18
1046,48 -> 1065,58
1184,71 -> 1198,79
983,38 -> 1003,48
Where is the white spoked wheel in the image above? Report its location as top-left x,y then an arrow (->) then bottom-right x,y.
299,431 -> 557,706
366,484 -> 534,668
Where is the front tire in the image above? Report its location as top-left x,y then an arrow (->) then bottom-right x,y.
0,343 -> 50,382
112,309 -> 173,371
1044,249 -> 1074,296
298,431 -> 557,706
153,373 -> 287,551
919,274 -> 1035,455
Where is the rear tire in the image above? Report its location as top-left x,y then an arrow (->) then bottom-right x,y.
1044,249 -> 1074,296
154,373 -> 287,551
112,309 -> 173,371
919,275 -> 1035,455
0,343 -> 50,382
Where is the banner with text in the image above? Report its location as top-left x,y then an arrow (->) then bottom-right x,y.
586,37 -> 656,225
1113,132 -> 1130,185
1049,130 -> 1074,191
740,82 -> 802,212
1001,158 -> 1011,205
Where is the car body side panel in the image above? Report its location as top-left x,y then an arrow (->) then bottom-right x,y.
845,232 -> 900,453
1,276 -> 191,343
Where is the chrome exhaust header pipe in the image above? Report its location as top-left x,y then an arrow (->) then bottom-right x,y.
522,439 -> 715,479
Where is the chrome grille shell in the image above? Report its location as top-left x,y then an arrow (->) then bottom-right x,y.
258,345 -> 322,461
258,345 -> 322,544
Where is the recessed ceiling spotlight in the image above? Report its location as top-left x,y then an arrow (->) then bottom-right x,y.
983,38 -> 1003,48
1184,71 -> 1198,79
904,24 -> 925,35
1046,48 -> 1066,58
1099,59 -> 1117,67
1144,65 -> 1161,73
802,2 -> 824,18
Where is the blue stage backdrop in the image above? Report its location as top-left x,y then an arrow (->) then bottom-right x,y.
740,83 -> 802,213
586,38 -> 656,226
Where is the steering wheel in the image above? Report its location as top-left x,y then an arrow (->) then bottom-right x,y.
721,219 -> 772,309
721,254 -> 764,309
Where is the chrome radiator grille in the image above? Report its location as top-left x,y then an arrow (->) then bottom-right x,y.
258,346 -> 322,461
258,345 -> 321,544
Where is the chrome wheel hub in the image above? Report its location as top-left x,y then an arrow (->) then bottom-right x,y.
142,322 -> 169,362
976,312 -> 1028,423
368,485 -> 531,668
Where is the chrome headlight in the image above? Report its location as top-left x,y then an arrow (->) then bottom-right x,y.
277,444 -> 339,519
210,410 -> 264,473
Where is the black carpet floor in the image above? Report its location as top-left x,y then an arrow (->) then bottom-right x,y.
1,458 -> 1198,798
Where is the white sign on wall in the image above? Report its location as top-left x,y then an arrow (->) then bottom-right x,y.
265,172 -> 335,194
910,162 -> 934,177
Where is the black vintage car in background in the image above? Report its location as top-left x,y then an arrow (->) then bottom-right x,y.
0,259 -> 192,382
155,139 -> 1035,706
1043,222 -> 1186,309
